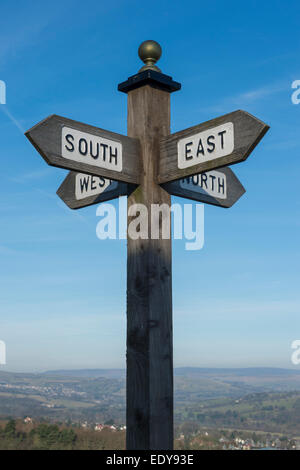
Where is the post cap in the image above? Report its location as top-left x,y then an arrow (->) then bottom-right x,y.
118,41 -> 181,94
138,40 -> 162,72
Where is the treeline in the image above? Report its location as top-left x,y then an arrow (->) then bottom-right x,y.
177,407 -> 300,433
0,420 -> 125,450
175,392 -> 300,434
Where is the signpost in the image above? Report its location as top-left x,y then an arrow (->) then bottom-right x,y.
25,40 -> 269,450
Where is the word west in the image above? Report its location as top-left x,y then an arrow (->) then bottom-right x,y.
291,340 -> 300,365
291,80 -> 300,104
96,197 -> 205,251
0,340 -> 6,365
75,173 -> 118,200
62,127 -> 122,172
180,169 -> 227,199
0,80 -> 6,105
178,122 -> 234,169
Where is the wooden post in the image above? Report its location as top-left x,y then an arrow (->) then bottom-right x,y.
127,86 -> 172,450
118,43 -> 181,450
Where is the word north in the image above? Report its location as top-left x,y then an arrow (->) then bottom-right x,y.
178,122 -> 234,169
180,170 -> 227,199
75,173 -> 118,200
62,127 -> 122,172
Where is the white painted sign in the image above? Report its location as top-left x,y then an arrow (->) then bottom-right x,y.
180,170 -> 227,199
62,127 -> 122,172
75,173 -> 118,200
177,122 -> 234,169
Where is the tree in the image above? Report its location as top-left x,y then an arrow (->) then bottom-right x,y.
59,429 -> 77,446
4,419 -> 16,438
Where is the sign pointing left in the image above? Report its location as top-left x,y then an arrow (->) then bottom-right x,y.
25,115 -> 141,184
57,171 -> 128,209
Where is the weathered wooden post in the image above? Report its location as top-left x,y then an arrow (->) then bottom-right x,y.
26,38 -> 269,452
118,41 -> 181,450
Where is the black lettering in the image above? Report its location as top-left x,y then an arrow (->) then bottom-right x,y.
90,142 -> 99,159
200,173 -> 208,189
196,139 -> 205,157
80,176 -> 89,193
218,130 -> 226,149
99,177 -> 105,188
79,138 -> 88,155
218,177 -> 225,194
185,142 -> 193,160
91,177 -> 97,191
109,147 -> 118,165
192,175 -> 199,186
65,134 -> 74,152
209,175 -> 216,191
207,135 -> 215,153
100,143 -> 108,161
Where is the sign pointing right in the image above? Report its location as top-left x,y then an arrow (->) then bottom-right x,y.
162,166 -> 245,208
158,110 -> 269,184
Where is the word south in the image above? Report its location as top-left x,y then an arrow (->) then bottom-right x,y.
62,126 -> 122,172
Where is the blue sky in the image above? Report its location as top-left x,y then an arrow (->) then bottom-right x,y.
0,0 -> 300,372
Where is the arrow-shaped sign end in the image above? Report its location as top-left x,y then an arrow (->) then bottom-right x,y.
236,109 -> 270,162
25,115 -> 58,166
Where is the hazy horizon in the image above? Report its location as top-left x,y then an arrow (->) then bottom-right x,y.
2,364 -> 300,375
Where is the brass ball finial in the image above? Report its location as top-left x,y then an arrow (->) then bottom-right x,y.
138,40 -> 162,73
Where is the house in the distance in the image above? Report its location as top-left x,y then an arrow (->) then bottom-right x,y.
24,417 -> 33,424
94,424 -> 104,432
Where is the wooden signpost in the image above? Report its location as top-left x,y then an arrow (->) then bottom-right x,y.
25,40 -> 269,450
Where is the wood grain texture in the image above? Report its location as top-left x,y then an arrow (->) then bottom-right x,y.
25,115 -> 141,184
162,166 -> 246,208
56,171 -> 129,209
158,110 -> 269,183
126,85 -> 173,450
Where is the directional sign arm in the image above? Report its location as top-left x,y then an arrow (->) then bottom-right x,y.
57,171 -> 129,210
161,166 -> 245,208
25,115 -> 141,184
158,110 -> 269,184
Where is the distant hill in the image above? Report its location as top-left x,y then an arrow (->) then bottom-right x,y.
1,367 -> 300,432
42,367 -> 300,379
43,369 -> 126,379
174,367 -> 300,377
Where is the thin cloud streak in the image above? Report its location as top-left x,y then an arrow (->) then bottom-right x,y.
1,105 -> 25,133
202,81 -> 287,114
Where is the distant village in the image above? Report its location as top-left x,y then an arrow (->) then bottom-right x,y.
23,416 -> 126,433
20,416 -> 300,450
175,429 -> 300,450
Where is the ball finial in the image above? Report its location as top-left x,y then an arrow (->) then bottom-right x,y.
138,40 -> 162,72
